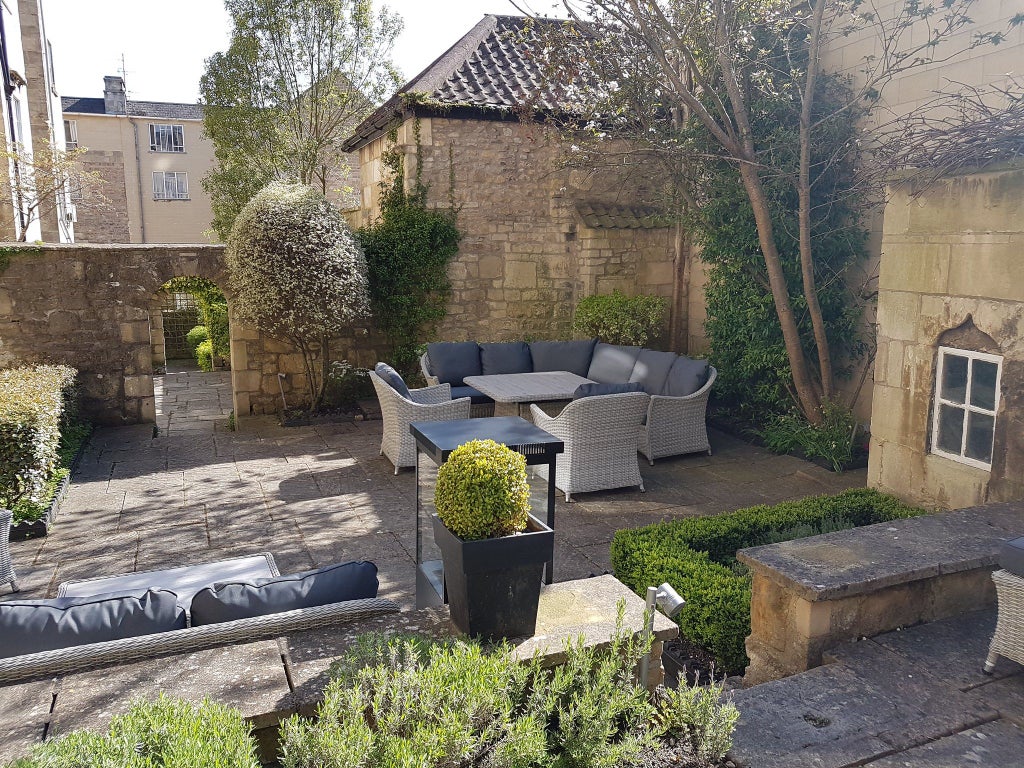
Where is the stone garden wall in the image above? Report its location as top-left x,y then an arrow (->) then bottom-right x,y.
869,166 -> 1024,508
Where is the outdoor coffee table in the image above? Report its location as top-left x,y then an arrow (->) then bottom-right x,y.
463,371 -> 594,417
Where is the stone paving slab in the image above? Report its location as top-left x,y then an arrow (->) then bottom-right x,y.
862,720 -> 1024,767
0,679 -> 55,764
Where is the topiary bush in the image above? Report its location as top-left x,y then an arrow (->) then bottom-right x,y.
10,695 -> 259,767
434,439 -> 531,541
185,324 -> 209,352
611,489 -> 927,673
195,339 -> 215,372
572,290 -> 668,346
226,182 -> 370,409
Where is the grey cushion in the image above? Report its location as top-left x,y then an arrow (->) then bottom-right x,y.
587,343 -> 643,384
573,382 -> 645,400
0,589 -> 185,659
190,561 -> 379,626
479,342 -> 532,375
374,362 -> 411,399
450,385 -> 494,405
427,342 -> 482,385
628,349 -> 678,394
529,339 -> 597,376
663,356 -> 710,397
1000,536 -> 1024,577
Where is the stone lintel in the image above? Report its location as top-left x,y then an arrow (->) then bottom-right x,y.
737,502 -> 1023,603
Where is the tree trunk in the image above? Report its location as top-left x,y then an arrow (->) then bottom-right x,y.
738,163 -> 823,422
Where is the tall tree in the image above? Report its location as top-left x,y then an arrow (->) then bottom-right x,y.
526,0 -> 1014,422
201,0 -> 402,239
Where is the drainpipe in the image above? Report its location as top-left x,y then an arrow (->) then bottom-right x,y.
129,117 -> 147,243
0,10 -> 27,237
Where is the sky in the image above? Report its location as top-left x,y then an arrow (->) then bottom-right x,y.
43,0 -> 557,105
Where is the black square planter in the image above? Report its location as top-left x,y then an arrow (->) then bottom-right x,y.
432,513 -> 554,641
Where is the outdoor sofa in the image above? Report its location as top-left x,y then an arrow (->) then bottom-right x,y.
420,340 -> 717,463
0,555 -> 399,685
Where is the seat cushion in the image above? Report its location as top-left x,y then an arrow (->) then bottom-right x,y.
1000,536 -> 1024,577
529,339 -> 597,376
480,342 -> 532,375
374,362 -> 411,399
628,349 -> 678,394
427,342 -> 482,385
573,382 -> 645,400
450,385 -> 494,405
587,343 -> 643,384
190,561 -> 379,626
0,589 -> 185,659
662,356 -> 710,397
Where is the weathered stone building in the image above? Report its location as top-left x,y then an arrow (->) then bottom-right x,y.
342,15 -> 694,349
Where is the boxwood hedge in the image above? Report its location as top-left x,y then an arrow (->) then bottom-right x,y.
610,488 -> 926,673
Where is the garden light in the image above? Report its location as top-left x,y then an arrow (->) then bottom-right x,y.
639,582 -> 685,687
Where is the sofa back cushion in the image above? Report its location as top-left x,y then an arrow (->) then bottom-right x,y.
190,561 -> 379,625
663,356 -> 710,397
479,342 -> 532,375
1000,536 -> 1024,577
427,342 -> 482,385
587,343 -> 643,384
529,339 -> 597,376
0,589 -> 185,659
573,382 -> 645,400
374,362 -> 411,399
628,349 -> 678,394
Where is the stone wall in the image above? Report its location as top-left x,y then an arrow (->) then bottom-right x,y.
73,150 -> 132,243
869,166 -> 1024,509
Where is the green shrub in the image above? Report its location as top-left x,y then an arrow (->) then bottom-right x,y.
611,489 -> 927,673
11,419 -> 90,525
321,360 -> 372,409
654,678 -> 740,763
434,439 -> 531,540
185,324 -> 209,353
10,695 -> 259,767
195,339 -> 215,372
760,399 -> 860,471
0,365 -> 76,513
165,277 -> 230,361
572,290 -> 668,346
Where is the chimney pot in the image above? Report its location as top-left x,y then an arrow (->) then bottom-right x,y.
103,75 -> 126,115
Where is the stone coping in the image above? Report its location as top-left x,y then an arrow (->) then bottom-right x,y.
736,501 -> 1023,602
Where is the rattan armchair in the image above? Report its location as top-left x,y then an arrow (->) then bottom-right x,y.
530,391 -> 650,502
369,371 -> 471,473
638,366 -> 717,465
1,508 -> 18,593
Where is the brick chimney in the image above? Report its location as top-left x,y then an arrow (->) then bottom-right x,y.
103,75 -> 127,114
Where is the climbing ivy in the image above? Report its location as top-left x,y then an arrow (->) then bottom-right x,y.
357,121 -> 461,375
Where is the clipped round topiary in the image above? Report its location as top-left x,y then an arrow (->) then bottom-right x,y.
434,439 -> 531,541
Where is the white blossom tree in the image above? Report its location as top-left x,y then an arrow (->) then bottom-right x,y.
225,181 -> 370,409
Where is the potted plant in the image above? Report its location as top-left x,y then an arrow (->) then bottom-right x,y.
433,439 -> 554,640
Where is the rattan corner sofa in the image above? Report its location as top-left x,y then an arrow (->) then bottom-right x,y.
420,340 -> 716,464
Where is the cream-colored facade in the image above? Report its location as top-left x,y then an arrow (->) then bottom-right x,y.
62,77 -> 215,243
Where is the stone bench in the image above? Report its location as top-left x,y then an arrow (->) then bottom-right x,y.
737,501 -> 1023,686
0,575 -> 677,765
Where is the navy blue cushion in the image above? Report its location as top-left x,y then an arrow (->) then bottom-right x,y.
573,382 -> 645,400
450,385 -> 494,405
427,342 -> 482,385
1000,536 -> 1024,577
587,343 -> 643,384
189,561 -> 379,626
374,362 -> 411,399
629,349 -> 678,394
663,356 -> 710,397
529,339 -> 597,376
479,342 -> 532,375
0,589 -> 185,659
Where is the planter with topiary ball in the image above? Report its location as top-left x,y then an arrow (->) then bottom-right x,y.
433,439 -> 554,640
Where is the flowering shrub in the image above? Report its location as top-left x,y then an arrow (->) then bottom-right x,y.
226,182 -> 370,408
0,365 -> 76,512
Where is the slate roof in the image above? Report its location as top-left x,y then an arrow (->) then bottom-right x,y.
342,14 -> 569,151
61,96 -> 203,120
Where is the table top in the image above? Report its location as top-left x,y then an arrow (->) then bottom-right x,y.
463,371 -> 593,403
410,416 -> 563,464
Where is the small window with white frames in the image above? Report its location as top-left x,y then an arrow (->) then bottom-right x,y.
931,346 -> 1002,470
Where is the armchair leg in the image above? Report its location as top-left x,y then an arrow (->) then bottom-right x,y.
648,458 -> 654,466
8,577 -> 18,593
565,492 -> 572,503
639,481 -> 645,493
983,650 -> 999,675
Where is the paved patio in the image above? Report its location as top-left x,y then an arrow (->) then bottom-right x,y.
6,366 -> 865,605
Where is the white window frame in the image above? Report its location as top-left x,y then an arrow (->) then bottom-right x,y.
64,119 -> 78,149
149,123 -> 185,153
153,171 -> 189,200
930,346 -> 1002,470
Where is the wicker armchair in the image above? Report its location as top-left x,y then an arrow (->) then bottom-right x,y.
530,391 -> 649,502
369,371 -> 471,473
420,351 -> 495,417
638,366 -> 717,465
1,508 -> 17,593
